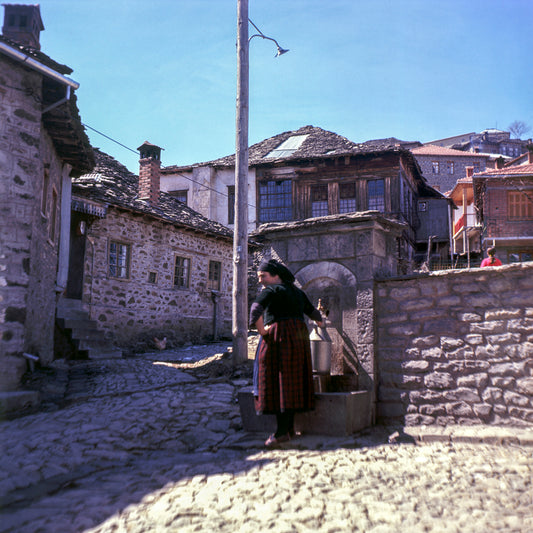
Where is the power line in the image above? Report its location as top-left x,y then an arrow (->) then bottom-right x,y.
83,123 -> 138,155
83,122 -> 257,209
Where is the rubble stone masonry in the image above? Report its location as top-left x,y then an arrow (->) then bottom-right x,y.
83,208 -> 233,348
0,56 -> 63,390
375,262 -> 533,426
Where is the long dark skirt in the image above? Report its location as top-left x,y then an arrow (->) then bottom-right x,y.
254,318 -> 315,415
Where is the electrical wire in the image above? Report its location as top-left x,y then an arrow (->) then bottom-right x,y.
83,122 -> 257,210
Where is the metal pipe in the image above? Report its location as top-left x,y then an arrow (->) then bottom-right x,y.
0,41 -> 79,89
43,85 -> 71,114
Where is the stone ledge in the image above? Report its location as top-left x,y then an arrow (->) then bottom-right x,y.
238,389 -> 372,437
401,425 -> 533,447
0,390 -> 40,417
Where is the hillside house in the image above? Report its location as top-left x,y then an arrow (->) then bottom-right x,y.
69,143 -> 235,350
428,128 -> 532,159
0,4 -> 93,400
473,151 -> 533,263
161,125 -> 448,270
411,144 -> 489,193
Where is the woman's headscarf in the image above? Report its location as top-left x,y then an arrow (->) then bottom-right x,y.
257,259 -> 295,284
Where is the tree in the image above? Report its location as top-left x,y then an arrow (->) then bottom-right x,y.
508,120 -> 531,139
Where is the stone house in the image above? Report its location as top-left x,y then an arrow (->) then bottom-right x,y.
473,151 -> 533,264
69,143 -> 235,350
0,5 -> 93,400
429,128 -> 531,159
411,144 -> 489,194
161,125 -> 448,269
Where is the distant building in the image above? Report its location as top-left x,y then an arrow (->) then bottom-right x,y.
411,145 -> 489,194
473,152 -> 533,264
427,128 -> 531,159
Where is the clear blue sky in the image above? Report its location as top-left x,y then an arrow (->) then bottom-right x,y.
27,0 -> 533,172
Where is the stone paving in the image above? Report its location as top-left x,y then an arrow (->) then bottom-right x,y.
0,342 -> 532,533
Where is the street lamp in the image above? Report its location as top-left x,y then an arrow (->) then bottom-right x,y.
232,0 -> 288,364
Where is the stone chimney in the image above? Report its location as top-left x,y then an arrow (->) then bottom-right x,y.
2,4 -> 44,49
528,150 -> 533,164
137,141 -> 163,204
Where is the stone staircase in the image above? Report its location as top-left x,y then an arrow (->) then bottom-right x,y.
56,298 -> 122,359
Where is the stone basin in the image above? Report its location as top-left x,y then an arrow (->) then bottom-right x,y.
238,374 -> 371,437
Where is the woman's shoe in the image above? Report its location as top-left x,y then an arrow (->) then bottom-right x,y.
264,433 -> 291,448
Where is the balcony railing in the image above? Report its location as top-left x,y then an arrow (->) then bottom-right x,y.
453,213 -> 480,235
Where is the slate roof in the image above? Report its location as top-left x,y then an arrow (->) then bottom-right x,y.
72,149 -> 233,241
251,211 -> 408,237
162,126 -> 421,172
0,34 -> 72,75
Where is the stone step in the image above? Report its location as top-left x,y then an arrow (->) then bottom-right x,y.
56,298 -> 122,359
59,318 -> 99,331
56,308 -> 91,320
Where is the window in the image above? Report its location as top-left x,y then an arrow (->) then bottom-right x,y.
447,161 -> 454,174
418,201 -> 427,212
509,251 -> 533,263
169,190 -> 188,204
227,185 -> 235,225
41,167 -> 50,215
49,188 -> 58,242
174,256 -> 191,288
368,179 -> 385,212
148,272 -> 158,284
432,161 -> 440,174
508,191 -> 533,220
208,260 -> 221,291
311,185 -> 329,217
258,179 -> 292,222
264,135 -> 309,159
109,241 -> 130,279
339,182 -> 356,213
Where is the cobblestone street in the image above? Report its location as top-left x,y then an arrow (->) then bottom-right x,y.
1,343 -> 532,533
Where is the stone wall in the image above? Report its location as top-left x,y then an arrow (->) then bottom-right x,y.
414,153 -> 487,193
375,263 -> 533,426
83,208 -> 233,348
0,55 -> 64,389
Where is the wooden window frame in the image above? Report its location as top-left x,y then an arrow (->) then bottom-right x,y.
310,184 -> 329,217
508,191 -> 533,220
169,189 -> 188,204
367,178 -> 385,212
257,179 -> 293,223
108,240 -> 131,279
41,166 -> 50,217
208,260 -> 221,291
227,185 -> 235,225
48,186 -> 58,243
339,182 -> 357,214
447,161 -> 454,174
173,255 -> 191,289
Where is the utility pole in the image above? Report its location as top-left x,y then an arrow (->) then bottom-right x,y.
232,0 -> 249,364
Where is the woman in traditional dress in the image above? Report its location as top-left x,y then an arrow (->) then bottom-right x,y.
249,259 -> 323,448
